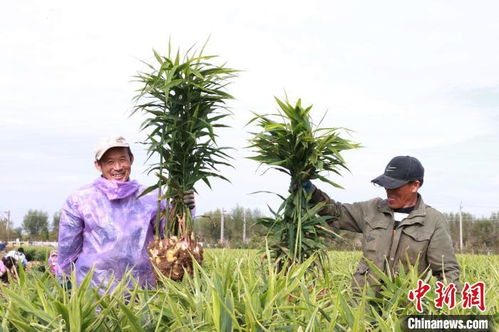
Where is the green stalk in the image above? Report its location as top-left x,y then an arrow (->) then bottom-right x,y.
155,128 -> 165,240
296,190 -> 303,262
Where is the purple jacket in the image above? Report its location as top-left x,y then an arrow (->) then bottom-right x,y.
0,260 -> 6,275
57,177 -> 162,290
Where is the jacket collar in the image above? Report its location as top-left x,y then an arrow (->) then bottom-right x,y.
377,194 -> 427,225
93,177 -> 140,201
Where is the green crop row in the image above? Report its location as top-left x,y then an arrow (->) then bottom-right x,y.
0,250 -> 497,331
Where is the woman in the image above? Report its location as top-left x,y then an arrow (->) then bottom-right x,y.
0,256 -> 17,283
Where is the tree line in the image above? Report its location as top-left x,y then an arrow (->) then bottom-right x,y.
444,212 -> 498,254
0,210 -> 59,242
0,208 -> 497,254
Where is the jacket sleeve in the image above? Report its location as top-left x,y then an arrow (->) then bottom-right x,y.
426,215 -> 461,289
57,196 -> 84,277
311,186 -> 366,233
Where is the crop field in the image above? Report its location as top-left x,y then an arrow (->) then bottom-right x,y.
0,249 -> 497,331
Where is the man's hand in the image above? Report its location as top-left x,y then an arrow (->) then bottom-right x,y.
183,190 -> 195,210
303,180 -> 313,193
289,180 -> 314,193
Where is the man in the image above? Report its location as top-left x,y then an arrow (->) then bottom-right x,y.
57,136 -> 195,290
309,156 -> 460,291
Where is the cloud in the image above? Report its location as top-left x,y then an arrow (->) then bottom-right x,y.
449,86 -> 499,109
2,0 -> 499,226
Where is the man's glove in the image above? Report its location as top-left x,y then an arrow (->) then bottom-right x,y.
289,180 -> 314,193
183,189 -> 195,210
303,180 -> 313,193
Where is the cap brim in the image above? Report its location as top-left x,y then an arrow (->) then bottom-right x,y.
95,144 -> 129,161
371,175 -> 409,189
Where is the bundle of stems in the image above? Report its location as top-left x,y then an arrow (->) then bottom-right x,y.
248,97 -> 360,268
132,42 -> 236,280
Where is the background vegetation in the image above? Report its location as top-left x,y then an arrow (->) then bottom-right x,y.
0,207 -> 497,254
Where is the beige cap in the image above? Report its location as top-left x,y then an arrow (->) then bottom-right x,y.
95,136 -> 130,161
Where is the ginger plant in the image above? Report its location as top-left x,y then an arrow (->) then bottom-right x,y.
248,97 -> 360,269
132,42 -> 236,280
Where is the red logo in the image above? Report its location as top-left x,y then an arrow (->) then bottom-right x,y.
408,279 -> 431,313
462,281 -> 486,312
434,281 -> 457,309
408,280 -> 487,312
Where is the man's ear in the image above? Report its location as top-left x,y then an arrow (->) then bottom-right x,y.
411,180 -> 421,192
130,154 -> 134,165
94,160 -> 102,173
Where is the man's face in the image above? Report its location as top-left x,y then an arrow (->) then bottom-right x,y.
385,181 -> 420,209
94,147 -> 133,181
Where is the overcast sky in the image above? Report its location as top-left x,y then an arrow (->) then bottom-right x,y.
1,0 -> 498,228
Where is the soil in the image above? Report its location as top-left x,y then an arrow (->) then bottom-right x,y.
148,236 -> 203,281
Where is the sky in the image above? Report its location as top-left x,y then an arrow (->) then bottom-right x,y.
1,0 -> 498,228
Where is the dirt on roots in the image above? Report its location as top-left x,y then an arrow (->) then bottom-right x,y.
148,236 -> 203,281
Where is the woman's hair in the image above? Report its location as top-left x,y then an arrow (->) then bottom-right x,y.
2,256 -> 16,269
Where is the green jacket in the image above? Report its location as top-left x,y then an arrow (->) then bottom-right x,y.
312,188 -> 461,290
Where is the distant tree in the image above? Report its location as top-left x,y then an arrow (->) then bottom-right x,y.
444,212 -> 475,251
22,210 -> 49,240
193,206 -> 266,247
473,218 -> 495,250
12,227 -> 23,241
49,212 -> 61,241
444,211 -> 498,254
193,211 -> 220,244
0,217 -> 14,241
193,208 -> 498,252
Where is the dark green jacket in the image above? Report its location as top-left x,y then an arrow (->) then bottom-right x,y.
312,188 -> 461,290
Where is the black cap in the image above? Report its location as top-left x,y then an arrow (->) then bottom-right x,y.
371,156 -> 424,189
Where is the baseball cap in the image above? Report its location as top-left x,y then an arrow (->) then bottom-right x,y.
371,156 -> 424,189
95,136 -> 130,161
